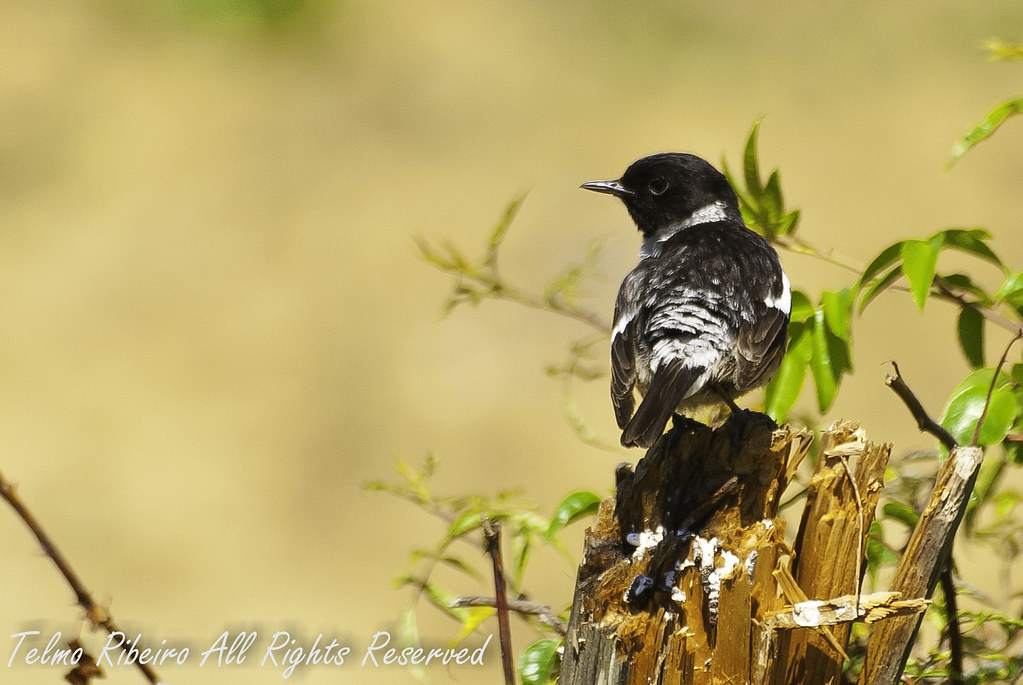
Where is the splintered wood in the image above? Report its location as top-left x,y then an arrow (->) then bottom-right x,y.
560,418 -> 908,685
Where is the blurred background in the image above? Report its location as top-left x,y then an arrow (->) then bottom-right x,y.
1,1 -> 1022,683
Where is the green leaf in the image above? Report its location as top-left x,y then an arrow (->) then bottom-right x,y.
485,195 -> 526,266
865,520 -> 899,587
859,241 -> 906,289
993,490 -> 1023,520
1012,363 -> 1023,386
762,170 -> 783,236
940,369 -> 1018,446
519,639 -> 561,685
964,454 -> 1005,533
809,311 -> 836,412
789,289 -> 815,323
449,606 -> 496,647
437,554 -> 483,581
942,272 -> 994,306
397,607 -> 427,681
933,228 -> 1005,271
1007,410 -> 1023,465
546,491 -> 601,540
858,265 -> 903,313
808,308 -> 853,413
512,530 -> 532,589
764,321 -> 813,422
986,38 -> 1023,61
448,510 -> 483,537
778,208 -> 800,237
951,97 -> 1023,165
821,288 -> 854,344
957,307 -> 985,369
883,501 -> 920,529
900,239 -> 939,310
995,272 -> 1023,311
743,120 -> 764,202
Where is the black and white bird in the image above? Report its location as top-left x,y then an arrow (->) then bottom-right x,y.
582,153 -> 790,448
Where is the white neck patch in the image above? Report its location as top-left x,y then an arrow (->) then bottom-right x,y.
640,200 -> 732,258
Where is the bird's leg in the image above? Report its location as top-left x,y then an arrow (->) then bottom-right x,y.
708,383 -> 778,453
710,383 -> 742,415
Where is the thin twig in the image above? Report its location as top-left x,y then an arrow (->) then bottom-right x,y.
450,596 -> 568,636
884,361 -> 959,451
935,277 -> 1022,335
939,565 -> 964,682
483,517 -> 515,685
775,237 -> 1022,336
0,471 -> 161,684
970,328 -> 1023,446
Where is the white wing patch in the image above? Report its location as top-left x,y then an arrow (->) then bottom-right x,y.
613,309 -> 636,338
764,272 -> 791,314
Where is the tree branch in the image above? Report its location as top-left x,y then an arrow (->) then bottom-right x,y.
970,328 -> 1023,446
884,361 -> 958,451
939,565 -> 963,682
483,517 -> 515,685
0,471 -> 161,685
450,596 -> 568,636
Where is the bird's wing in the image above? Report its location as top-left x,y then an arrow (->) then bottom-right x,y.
621,360 -> 705,448
733,277 -> 790,390
610,297 -> 639,430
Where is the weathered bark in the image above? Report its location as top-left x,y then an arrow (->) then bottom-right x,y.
560,416 -> 905,685
857,445 -> 984,685
772,422 -> 890,684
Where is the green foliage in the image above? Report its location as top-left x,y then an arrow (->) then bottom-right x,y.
546,491 -> 601,541
864,519 -> 899,587
723,120 -> 801,241
389,53 -> 1023,679
985,39 -> 1023,62
951,97 -> 1023,165
519,638 -> 561,685
415,195 -> 610,332
366,457 -> 587,680
940,369 -> 1019,447
902,608 -> 1023,683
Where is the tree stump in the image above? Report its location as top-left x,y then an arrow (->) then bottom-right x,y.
559,416 -> 911,684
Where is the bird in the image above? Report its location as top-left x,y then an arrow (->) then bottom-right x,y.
582,153 -> 790,449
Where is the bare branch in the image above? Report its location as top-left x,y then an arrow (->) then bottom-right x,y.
483,517 -> 515,685
884,361 -> 958,450
939,566 -> 964,682
0,471 -> 161,684
450,596 -> 568,636
857,444 -> 985,685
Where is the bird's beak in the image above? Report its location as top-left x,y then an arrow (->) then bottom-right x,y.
580,179 -> 633,197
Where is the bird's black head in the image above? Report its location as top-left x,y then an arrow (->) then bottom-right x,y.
581,153 -> 742,239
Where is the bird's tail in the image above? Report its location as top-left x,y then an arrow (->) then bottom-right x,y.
621,361 -> 703,448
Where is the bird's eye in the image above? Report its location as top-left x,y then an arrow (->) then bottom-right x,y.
648,178 -> 668,196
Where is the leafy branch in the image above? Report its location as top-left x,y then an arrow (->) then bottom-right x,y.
414,195 -> 611,334
365,457 -> 598,684
388,47 -> 1023,680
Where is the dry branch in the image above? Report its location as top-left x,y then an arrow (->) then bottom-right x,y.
449,596 -> 567,635
0,471 -> 161,685
857,444 -> 985,684
482,517 -> 515,685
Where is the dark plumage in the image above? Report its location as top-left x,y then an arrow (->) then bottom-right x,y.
582,153 -> 790,448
